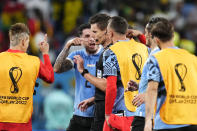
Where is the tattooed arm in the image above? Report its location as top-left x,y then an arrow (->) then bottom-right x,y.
53,46 -> 72,73
54,38 -> 82,73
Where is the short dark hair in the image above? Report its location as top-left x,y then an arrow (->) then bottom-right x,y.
146,17 -> 166,32
89,13 -> 111,31
109,16 -> 128,35
78,23 -> 91,36
151,18 -> 174,42
9,23 -> 30,37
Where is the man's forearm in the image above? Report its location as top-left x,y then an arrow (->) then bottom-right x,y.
89,96 -> 95,103
84,73 -> 106,92
145,81 -> 158,122
54,46 -> 73,73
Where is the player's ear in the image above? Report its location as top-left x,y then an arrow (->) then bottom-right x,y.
154,37 -> 161,45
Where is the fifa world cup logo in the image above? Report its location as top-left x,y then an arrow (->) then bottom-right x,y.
132,53 -> 142,80
174,63 -> 187,92
9,67 -> 22,93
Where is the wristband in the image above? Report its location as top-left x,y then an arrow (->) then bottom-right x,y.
81,69 -> 89,76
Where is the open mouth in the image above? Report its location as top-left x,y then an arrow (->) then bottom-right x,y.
89,43 -> 96,48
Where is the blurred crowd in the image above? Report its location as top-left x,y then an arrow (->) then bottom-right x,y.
0,0 -> 197,130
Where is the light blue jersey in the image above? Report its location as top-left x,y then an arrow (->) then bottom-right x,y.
67,47 -> 103,117
103,49 -> 135,117
135,47 -> 160,117
147,47 -> 189,130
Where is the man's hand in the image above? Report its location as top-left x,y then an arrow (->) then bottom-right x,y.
73,55 -> 84,73
39,34 -> 49,55
132,93 -> 145,107
65,37 -> 86,49
105,114 -> 117,130
126,29 -> 143,39
144,119 -> 152,131
105,114 -> 111,127
125,80 -> 138,92
78,97 -> 94,112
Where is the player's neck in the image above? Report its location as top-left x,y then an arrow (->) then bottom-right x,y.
150,42 -> 157,50
103,38 -> 112,49
159,40 -> 174,50
113,35 -> 126,44
10,45 -> 24,52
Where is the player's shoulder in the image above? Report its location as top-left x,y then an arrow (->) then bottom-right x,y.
103,48 -> 115,56
103,48 -> 118,62
147,55 -> 158,66
26,54 -> 40,62
0,51 -> 7,56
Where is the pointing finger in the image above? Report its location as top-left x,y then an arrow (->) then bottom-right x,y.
44,34 -> 47,43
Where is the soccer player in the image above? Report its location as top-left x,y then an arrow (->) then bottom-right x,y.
145,18 -> 197,131
54,23 -> 102,131
0,23 -> 54,130
126,17 -> 164,131
76,13 -> 111,131
103,16 -> 148,131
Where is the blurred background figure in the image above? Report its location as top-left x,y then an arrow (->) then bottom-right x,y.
44,83 -> 73,130
32,71 -> 75,130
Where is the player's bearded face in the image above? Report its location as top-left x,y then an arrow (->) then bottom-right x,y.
84,38 -> 98,54
81,29 -> 98,54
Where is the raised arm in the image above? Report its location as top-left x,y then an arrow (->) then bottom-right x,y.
38,34 -> 54,83
127,29 -> 146,45
54,38 -> 81,73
